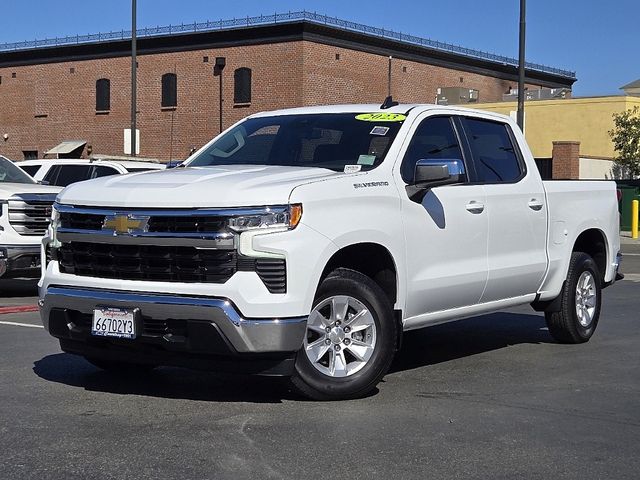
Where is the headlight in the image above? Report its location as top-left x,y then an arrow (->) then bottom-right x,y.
228,204 -> 302,232
50,204 -> 61,245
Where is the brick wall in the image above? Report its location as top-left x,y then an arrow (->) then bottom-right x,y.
552,141 -> 581,179
0,39 -> 547,161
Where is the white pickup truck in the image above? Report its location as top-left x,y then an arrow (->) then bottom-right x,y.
0,156 -> 61,279
39,103 -> 621,400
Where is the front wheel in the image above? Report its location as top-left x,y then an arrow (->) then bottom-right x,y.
290,268 -> 398,400
545,252 -> 602,343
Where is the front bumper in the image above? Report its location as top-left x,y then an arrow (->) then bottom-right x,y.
40,286 -> 308,374
0,244 -> 41,279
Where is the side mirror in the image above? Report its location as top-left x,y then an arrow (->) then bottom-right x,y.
413,158 -> 465,187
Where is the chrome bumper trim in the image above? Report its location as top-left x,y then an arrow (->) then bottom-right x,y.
39,286 -> 307,353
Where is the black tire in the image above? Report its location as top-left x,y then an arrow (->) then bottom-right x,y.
545,252 -> 602,344
290,268 -> 398,400
85,357 -> 156,373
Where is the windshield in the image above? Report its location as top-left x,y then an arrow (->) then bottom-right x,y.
0,157 -> 37,184
187,113 -> 405,172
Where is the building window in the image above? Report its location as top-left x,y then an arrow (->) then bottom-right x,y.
234,68 -> 252,104
162,73 -> 177,108
22,150 -> 38,160
203,56 -> 209,63
96,78 -> 110,111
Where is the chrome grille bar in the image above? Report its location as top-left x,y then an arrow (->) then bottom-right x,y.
9,194 -> 56,236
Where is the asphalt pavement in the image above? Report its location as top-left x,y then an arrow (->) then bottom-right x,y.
0,246 -> 638,479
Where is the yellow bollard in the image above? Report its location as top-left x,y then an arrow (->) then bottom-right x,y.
633,199 -> 639,240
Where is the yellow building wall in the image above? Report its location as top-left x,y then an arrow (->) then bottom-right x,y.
471,96 -> 640,159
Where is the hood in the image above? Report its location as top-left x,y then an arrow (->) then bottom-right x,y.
57,165 -> 340,208
0,182 -> 62,198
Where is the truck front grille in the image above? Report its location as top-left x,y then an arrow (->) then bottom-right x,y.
55,205 -> 287,293
58,242 -> 237,283
59,211 -> 231,234
9,194 -> 56,236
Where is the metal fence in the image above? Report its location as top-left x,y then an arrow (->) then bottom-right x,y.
0,11 -> 576,79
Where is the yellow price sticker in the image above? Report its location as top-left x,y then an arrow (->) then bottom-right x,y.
355,113 -> 407,122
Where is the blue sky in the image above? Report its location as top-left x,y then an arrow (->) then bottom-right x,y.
1,0 -> 637,96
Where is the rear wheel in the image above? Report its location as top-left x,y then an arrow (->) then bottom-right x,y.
545,252 -> 602,343
290,268 -> 397,400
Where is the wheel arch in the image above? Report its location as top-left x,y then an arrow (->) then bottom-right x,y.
319,242 -> 399,306
572,228 -> 608,283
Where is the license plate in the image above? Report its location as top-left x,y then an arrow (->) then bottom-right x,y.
92,307 -> 136,339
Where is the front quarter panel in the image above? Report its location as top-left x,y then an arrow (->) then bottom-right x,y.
288,172 -> 405,312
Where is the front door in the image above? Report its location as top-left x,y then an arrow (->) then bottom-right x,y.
398,115 -> 489,318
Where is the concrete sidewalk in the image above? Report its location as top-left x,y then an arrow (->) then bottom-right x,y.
620,232 -> 640,254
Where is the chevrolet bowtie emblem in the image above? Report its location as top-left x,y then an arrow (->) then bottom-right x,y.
103,214 -> 150,235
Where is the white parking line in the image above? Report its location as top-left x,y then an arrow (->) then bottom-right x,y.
623,253 -> 640,256
0,321 -> 44,329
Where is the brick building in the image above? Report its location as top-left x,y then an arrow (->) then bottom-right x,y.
0,12 -> 576,161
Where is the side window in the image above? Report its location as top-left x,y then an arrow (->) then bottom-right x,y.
49,165 -> 92,187
464,118 -> 522,183
161,73 -> 177,108
42,165 -> 61,185
400,116 -> 464,183
20,165 -> 40,176
91,165 -> 119,178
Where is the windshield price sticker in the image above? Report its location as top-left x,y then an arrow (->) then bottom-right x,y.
357,155 -> 376,165
370,126 -> 390,136
355,113 -> 406,122
344,165 -> 362,173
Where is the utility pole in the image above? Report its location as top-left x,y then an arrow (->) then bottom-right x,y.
130,0 -> 137,156
517,0 -> 526,131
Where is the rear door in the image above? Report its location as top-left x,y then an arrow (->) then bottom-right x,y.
461,116 -> 547,302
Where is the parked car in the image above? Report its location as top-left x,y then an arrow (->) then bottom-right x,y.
39,103 -> 621,400
17,159 -> 165,187
0,155 -> 61,279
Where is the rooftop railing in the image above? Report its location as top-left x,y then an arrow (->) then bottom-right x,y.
0,11 -> 576,79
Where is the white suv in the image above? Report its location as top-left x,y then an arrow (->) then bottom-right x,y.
18,159 -> 165,186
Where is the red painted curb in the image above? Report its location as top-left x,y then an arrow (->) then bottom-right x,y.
0,305 -> 39,315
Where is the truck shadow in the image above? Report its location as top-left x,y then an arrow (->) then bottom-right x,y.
0,279 -> 39,297
32,311 -> 551,402
390,311 -> 551,374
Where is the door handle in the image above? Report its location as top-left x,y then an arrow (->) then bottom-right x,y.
528,199 -> 544,211
465,201 -> 485,214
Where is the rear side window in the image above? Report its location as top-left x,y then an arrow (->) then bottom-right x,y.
464,118 -> 522,183
20,165 -> 41,176
44,165 -> 92,187
400,116 -> 464,183
91,165 -> 119,178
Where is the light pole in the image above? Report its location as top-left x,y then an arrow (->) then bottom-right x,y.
516,0 -> 526,131
131,0 -> 137,157
214,57 -> 226,133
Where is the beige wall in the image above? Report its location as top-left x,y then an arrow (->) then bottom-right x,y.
579,157 -> 615,179
471,96 -> 640,159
